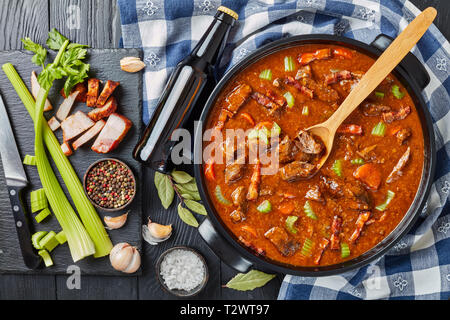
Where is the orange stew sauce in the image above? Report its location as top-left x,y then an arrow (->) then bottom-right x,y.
203,44 -> 424,267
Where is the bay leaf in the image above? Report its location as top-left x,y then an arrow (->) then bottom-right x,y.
171,170 -> 193,184
181,193 -> 195,200
179,180 -> 198,192
154,172 -> 174,209
176,184 -> 201,200
177,203 -> 199,227
184,199 -> 207,216
225,270 -> 276,291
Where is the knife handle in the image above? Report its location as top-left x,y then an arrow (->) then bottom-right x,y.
7,185 -> 42,269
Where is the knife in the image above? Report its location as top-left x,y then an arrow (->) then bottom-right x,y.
0,93 -> 41,269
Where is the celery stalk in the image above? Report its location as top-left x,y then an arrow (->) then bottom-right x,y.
2,64 -> 112,259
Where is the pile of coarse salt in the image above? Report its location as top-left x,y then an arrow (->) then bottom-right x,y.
160,249 -> 206,291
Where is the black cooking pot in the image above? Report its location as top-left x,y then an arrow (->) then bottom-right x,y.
193,34 -> 436,276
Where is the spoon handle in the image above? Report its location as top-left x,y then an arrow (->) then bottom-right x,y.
326,7 -> 436,131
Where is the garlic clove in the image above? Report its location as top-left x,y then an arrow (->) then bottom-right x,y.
120,57 -> 146,73
104,212 -> 129,230
110,242 -> 141,273
123,248 -> 141,273
142,220 -> 172,245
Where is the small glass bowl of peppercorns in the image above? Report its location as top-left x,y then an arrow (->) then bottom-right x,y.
83,158 -> 136,212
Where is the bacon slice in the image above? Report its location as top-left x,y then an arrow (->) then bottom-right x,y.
386,146 -> 411,183
333,48 -> 353,59
314,237 -> 330,265
88,97 -> 118,121
382,105 -> 411,123
72,120 -> 106,150
337,124 -> 363,135
96,80 -> 120,107
324,70 -> 353,85
330,215 -> 343,250
246,161 -> 261,201
61,142 -> 73,156
47,116 -> 60,132
60,82 -> 87,103
86,78 -> 100,107
31,71 -> 53,111
284,76 -> 314,98
297,48 -> 331,66
61,111 -> 95,142
91,113 -> 132,153
251,91 -> 284,115
349,211 -> 371,243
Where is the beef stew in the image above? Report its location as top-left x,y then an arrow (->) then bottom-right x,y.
202,44 -> 424,267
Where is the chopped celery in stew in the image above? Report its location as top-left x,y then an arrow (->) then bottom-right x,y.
203,44 -> 424,267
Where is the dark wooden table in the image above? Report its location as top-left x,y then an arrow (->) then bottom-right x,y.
0,0 -> 448,300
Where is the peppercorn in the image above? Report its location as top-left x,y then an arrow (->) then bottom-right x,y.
85,160 -> 135,209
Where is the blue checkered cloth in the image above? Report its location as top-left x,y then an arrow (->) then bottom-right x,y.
118,0 -> 450,299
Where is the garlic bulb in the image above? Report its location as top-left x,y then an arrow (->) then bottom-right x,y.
142,219 -> 172,245
104,212 -> 128,230
109,242 -> 141,273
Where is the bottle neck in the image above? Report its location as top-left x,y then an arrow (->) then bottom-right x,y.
192,12 -> 235,66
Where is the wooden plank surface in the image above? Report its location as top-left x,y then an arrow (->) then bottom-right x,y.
0,0 -> 55,300
0,0 -> 448,300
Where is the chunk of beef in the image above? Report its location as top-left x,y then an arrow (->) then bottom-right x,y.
296,130 -> 324,154
330,215 -> 343,250
299,77 -> 340,103
382,105 -> 411,123
230,209 -> 246,223
280,161 -> 316,182
386,147 -> 411,183
320,176 -> 344,197
344,182 -> 372,210
277,135 -> 299,164
305,185 -> 325,204
356,144 -> 377,160
225,84 -> 252,114
225,160 -> 245,185
395,127 -> 412,145
361,102 -> 391,117
295,65 -> 312,80
231,186 -> 246,208
264,227 -> 300,257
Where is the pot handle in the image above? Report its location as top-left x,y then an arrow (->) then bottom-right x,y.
370,34 -> 430,90
199,218 -> 253,273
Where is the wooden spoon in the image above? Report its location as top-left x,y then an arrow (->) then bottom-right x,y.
307,7 -> 436,173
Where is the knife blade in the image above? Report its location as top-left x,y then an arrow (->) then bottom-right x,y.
0,93 -> 41,269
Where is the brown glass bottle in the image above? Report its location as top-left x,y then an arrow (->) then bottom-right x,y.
133,7 -> 238,173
